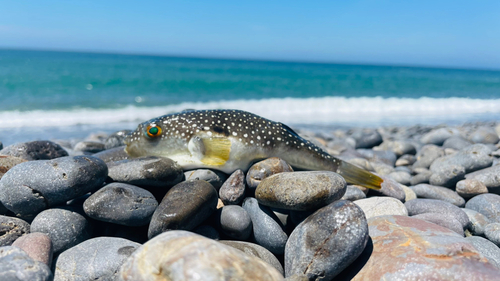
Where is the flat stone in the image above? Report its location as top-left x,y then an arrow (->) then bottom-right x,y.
0,215 -> 30,246
466,236 -> 500,270
412,144 -> 444,169
0,246 -> 52,281
246,157 -> 293,190
456,179 -> 489,199
465,193 -> 500,223
461,208 -> 492,236
220,240 -> 284,275
373,140 -> 416,157
410,170 -> 432,185
465,165 -> 500,192
218,205 -> 252,240
410,184 -> 465,207
12,232 -> 52,266
73,141 -> 106,154
350,128 -> 383,149
369,176 -> 406,201
184,169 -> 227,191
0,140 -> 68,160
108,156 -> 184,188
405,199 -> 470,229
242,197 -> 288,255
0,156 -> 108,218
256,171 -> 346,211
421,127 -> 462,145
83,182 -> 158,226
93,146 -> 129,163
401,184 -> 417,201
148,180 -> 218,239
54,237 -> 140,281
470,127 -> 499,144
411,212 -> 464,235
443,136 -> 473,150
341,185 -> 367,201
386,171 -> 411,185
354,197 -> 408,219
104,130 -> 132,149
219,169 -> 246,205
349,215 -> 500,280
285,200 -> 369,280
116,231 -> 284,281
0,155 -> 27,180
484,223 -> 500,246
395,154 -> 416,166
429,164 -> 466,188
430,144 -> 493,174
30,206 -> 92,254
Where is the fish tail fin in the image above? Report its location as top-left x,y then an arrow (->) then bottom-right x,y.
337,161 -> 383,190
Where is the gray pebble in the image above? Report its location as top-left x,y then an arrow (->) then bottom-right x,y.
465,193 -> 500,223
405,199 -> 470,229
401,185 -> 417,201
12,232 -> 53,267
412,144 -> 444,169
93,146 -> 129,163
484,223 -> 500,246
354,196 -> 408,219
421,127 -> 461,145
387,171 -> 412,185
246,157 -> 293,190
462,208 -> 492,236
430,144 -> 493,174
184,169 -> 227,191
104,130 -> 132,149
242,197 -> 288,255
374,140 -> 416,157
341,185 -> 367,201
218,205 -> 252,240
83,183 -> 158,226
148,180 -> 218,239
220,240 -> 284,275
429,164 -> 465,188
356,149 -> 397,166
54,237 -> 140,281
219,169 -> 246,205
411,213 -> 464,235
0,140 -> 68,160
108,156 -> 184,188
465,165 -> 500,192
442,136 -> 473,150
456,179 -> 489,199
410,184 -> 465,207
470,127 -> 499,144
465,236 -> 500,270
410,170 -> 432,185
0,215 -> 30,246
0,246 -> 52,281
30,206 -> 92,254
73,141 -> 106,154
350,128 -> 383,149
369,161 -> 395,175
395,154 -> 416,166
369,176 -> 406,201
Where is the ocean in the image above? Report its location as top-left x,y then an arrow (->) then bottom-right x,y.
1,49 -> 500,146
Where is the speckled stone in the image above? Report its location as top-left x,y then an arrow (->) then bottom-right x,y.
341,185 -> 367,201
0,156 -> 108,218
354,197 -> 408,219
218,205 -> 252,240
470,127 -> 499,144
410,169 -> 432,185
456,179 -> 489,199
461,208 -> 492,236
148,180 -> 218,239
0,215 -> 30,246
466,236 -> 500,270
0,140 -> 68,160
93,146 -> 129,163
465,165 -> 500,192
220,240 -> 284,275
0,246 -> 52,281
0,155 -> 27,180
108,156 -> 184,188
410,184 -> 465,207
242,197 -> 288,255
246,157 -> 293,190
429,164 -> 466,188
430,144 -> 493,174
411,213 -> 464,235
484,223 -> 500,246
442,136 -> 473,150
285,200 -> 369,280
256,171 -> 346,211
73,141 -> 106,154
374,140 -> 416,157
350,215 -> 500,280
104,130 -> 132,149
465,193 -> 500,223
219,169 -> 246,205
83,182 -> 158,226
405,199 -> 470,229
350,128 -> 383,149
412,144 -> 444,169
12,232 -> 52,266
421,127 -> 461,145
116,231 -> 284,281
30,206 -> 92,254
369,176 -> 406,201
54,237 -> 140,281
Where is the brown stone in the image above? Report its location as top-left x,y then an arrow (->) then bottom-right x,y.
12,232 -> 53,266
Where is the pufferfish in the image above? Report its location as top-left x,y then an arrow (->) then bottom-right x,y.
124,109 -> 383,190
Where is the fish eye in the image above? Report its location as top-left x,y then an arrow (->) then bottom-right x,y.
146,125 -> 162,138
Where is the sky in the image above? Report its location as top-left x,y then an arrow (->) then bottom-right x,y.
1,0 -> 499,70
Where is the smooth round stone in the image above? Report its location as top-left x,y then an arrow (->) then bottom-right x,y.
354,197 -> 408,219
148,180 -> 218,239
465,193 -> 500,223
12,232 -> 52,266
0,155 -> 27,180
193,225 -> 220,240
429,164 -> 466,188
0,215 -> 30,246
256,171 -> 346,211
401,184 -> 417,201
405,199 -> 470,229
369,176 -> 406,201
0,156 -> 108,218
218,205 -> 252,240
456,179 -> 489,199
412,144 -> 444,169
410,184 -> 465,207
347,158 -> 374,172
219,169 -> 246,205
54,237 -> 140,281
104,130 -> 132,149
246,157 -> 294,190
442,136 -> 473,150
430,144 -> 493,174
350,215 -> 499,280
93,146 -> 129,163
465,165 -> 500,192
242,197 -> 288,255
356,149 -> 397,166
387,171 -> 411,185
341,185 -> 367,201
373,140 -> 416,157
73,141 -> 106,154
369,162 -> 394,176
411,213 -> 464,235
350,128 -> 383,149
83,182 -> 158,226
116,231 -> 284,281
421,127 -> 461,145
410,170 -> 432,185
461,208 -> 492,236
466,236 -> 500,270
30,207 -> 92,254
108,156 -> 184,188
220,240 -> 284,275
0,140 -> 68,160
285,200 -> 369,280
470,127 -> 499,144
184,169 -> 227,191
484,223 -> 500,246
395,154 -> 416,166
0,246 -> 52,281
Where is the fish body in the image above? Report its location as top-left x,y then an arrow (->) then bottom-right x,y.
124,109 -> 382,189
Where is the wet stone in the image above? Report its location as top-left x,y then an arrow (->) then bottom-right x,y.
242,197 -> 288,255
30,206 -> 92,254
104,129 -> 132,149
456,179 -> 489,199
148,180 -> 218,239
470,127 -> 499,144
0,215 -> 30,246
465,193 -> 500,223
430,144 -> 493,174
220,240 -> 284,275
429,164 -> 466,188
341,185 -> 367,201
12,232 -> 53,266
465,165 -> 500,192
354,197 -> 408,219
466,236 -> 500,270
219,169 -> 246,205
256,171 -> 346,211
246,157 -> 293,190
484,223 -> 500,247
285,200 -> 369,280
218,205 -> 253,240
0,140 -> 68,160
93,146 -> 129,163
0,246 -> 52,281
108,156 -> 184,188
412,144 -> 444,169
0,155 -> 27,180
410,184 -> 465,207
73,141 -> 106,154
462,208 -> 492,236
405,199 -> 470,229
411,213 -> 464,235
350,128 -> 383,149
0,155 -> 108,218
116,231 -> 284,281
184,169 -> 227,191
83,182 -> 158,226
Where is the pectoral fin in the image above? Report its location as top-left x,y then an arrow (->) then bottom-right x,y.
200,137 -> 232,166
337,161 -> 383,190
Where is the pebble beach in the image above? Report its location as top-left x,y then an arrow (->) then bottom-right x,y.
2,120 -> 500,280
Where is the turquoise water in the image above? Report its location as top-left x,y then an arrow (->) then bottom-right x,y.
1,49 -> 500,145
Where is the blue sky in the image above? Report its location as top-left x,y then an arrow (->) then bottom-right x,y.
1,0 -> 499,69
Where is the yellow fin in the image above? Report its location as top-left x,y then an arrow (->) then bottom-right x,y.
200,137 -> 231,166
337,161 -> 383,190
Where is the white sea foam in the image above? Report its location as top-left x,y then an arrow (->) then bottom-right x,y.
1,96 -> 500,129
